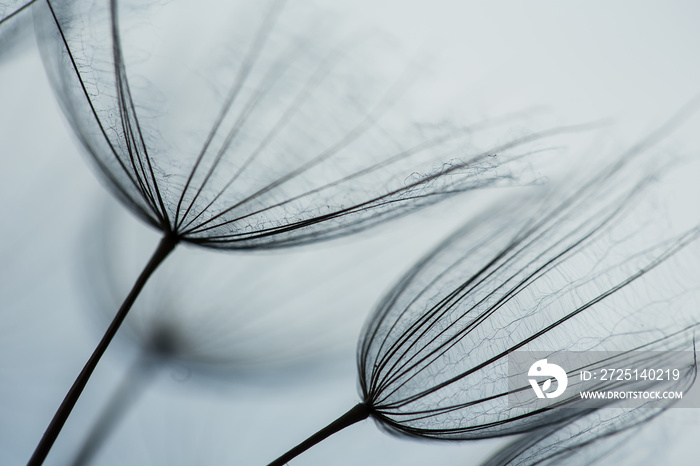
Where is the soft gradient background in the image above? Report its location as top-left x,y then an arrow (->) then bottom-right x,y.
1,1 -> 700,465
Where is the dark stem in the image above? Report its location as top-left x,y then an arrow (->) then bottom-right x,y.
28,234 -> 178,466
267,403 -> 370,466
70,348 -> 159,466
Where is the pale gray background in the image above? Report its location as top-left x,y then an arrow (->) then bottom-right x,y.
1,1 -> 700,464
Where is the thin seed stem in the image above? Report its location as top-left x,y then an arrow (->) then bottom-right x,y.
267,403 -> 370,466
28,234 -> 178,466
0,0 -> 36,27
71,347 -> 158,466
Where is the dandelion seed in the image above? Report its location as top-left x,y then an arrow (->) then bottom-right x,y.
482,407 -> 674,466
267,112 -> 700,464
33,0 -> 567,250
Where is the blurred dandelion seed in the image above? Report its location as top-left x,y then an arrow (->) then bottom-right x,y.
82,204 -> 383,375
69,200 -> 407,464
0,1 -> 34,28
0,0 -> 36,27
0,0 -> 36,62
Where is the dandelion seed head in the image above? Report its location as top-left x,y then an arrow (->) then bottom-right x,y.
357,139 -> 700,440
35,0 -> 561,249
